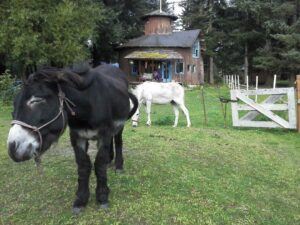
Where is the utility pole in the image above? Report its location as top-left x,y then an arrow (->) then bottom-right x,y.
208,0 -> 214,84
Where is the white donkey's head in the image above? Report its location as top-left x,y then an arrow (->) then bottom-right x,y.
131,107 -> 140,127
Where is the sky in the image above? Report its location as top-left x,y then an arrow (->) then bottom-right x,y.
166,0 -> 183,16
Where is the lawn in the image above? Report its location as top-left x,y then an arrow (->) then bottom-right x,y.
0,86 -> 299,225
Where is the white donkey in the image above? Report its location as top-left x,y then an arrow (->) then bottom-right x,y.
131,81 -> 191,127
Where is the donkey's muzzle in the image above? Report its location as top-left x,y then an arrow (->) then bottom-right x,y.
8,141 -> 34,162
7,124 -> 39,162
8,141 -> 18,161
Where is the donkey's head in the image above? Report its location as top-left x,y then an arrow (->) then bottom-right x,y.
7,68 -> 83,162
130,88 -> 140,127
131,107 -> 140,127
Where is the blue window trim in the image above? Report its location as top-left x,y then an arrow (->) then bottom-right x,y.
130,60 -> 138,76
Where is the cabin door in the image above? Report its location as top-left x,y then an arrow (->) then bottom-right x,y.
162,61 -> 172,82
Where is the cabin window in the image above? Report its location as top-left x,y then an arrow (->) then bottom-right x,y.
192,65 -> 196,73
130,60 -> 138,76
187,64 -> 191,72
175,61 -> 184,74
192,40 -> 200,58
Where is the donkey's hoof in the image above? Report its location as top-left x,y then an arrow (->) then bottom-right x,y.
72,207 -> 84,215
99,203 -> 109,210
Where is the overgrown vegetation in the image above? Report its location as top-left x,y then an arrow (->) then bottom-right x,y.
0,70 -> 19,105
0,87 -> 299,225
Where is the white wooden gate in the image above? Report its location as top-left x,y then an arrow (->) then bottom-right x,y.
230,88 -> 296,129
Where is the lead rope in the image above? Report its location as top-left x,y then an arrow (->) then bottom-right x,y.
11,84 -> 76,175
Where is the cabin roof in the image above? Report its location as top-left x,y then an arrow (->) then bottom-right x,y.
117,29 -> 201,49
141,9 -> 178,21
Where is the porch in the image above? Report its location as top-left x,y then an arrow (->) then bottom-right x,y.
125,50 -> 183,83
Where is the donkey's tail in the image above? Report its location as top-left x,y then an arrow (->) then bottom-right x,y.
128,92 -> 138,119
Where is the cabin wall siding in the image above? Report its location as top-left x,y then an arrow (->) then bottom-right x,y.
144,17 -> 172,35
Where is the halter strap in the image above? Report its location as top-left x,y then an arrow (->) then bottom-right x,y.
11,84 -> 76,155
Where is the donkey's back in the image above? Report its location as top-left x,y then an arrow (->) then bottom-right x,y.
139,81 -> 184,104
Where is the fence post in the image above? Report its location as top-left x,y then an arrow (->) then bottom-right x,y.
273,74 -> 277,89
255,76 -> 258,102
200,86 -> 207,126
297,75 -> 300,133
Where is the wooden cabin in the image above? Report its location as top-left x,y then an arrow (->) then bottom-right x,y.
117,10 -> 205,85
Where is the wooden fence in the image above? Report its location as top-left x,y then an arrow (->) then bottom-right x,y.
230,88 -> 296,129
223,74 -> 298,130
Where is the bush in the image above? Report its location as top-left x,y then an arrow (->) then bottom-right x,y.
0,70 -> 20,105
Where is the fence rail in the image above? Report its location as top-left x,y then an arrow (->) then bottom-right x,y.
230,87 -> 296,129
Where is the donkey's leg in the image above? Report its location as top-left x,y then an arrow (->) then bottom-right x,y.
178,103 -> 191,127
172,105 -> 179,127
94,134 -> 111,208
114,127 -> 124,171
146,100 -> 152,126
70,131 -> 92,214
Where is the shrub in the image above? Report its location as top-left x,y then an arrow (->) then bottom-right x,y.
0,70 -> 20,105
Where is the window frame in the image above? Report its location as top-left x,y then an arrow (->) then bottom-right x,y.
192,65 -> 196,73
130,60 -> 138,76
175,61 -> 184,74
192,39 -> 200,58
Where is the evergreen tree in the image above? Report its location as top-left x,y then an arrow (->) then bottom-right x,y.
254,0 -> 300,81
181,0 -> 229,83
181,0 -> 300,83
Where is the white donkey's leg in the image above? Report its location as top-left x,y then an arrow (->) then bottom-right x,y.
146,100 -> 152,126
178,103 -> 191,127
172,105 -> 179,127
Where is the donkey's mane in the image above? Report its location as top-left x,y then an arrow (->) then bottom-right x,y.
28,67 -> 93,90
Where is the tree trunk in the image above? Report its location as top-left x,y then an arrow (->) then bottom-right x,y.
296,0 -> 300,21
244,43 -> 249,84
209,56 -> 214,84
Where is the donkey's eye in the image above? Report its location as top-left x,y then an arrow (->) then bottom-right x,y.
27,96 -> 45,106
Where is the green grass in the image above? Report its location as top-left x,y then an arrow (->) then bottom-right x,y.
0,86 -> 299,225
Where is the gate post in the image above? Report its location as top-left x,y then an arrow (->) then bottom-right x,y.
297,75 -> 300,132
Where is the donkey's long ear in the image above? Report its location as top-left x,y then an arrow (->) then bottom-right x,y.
56,69 -> 86,89
29,68 -> 86,89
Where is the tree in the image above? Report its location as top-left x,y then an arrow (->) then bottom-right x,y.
0,0 -> 104,78
264,0 -> 300,81
181,0 -> 229,84
181,0 -> 300,83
